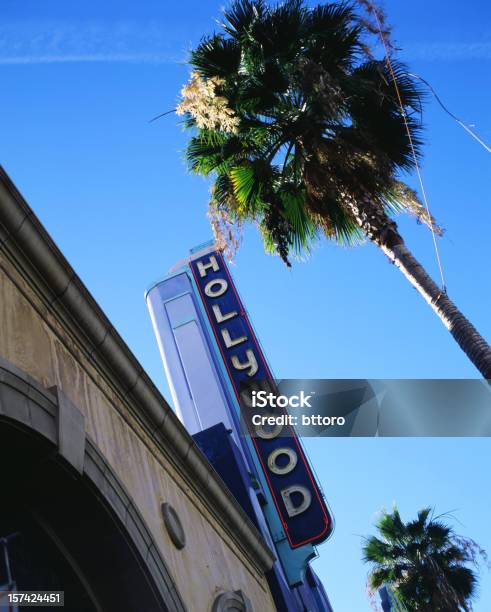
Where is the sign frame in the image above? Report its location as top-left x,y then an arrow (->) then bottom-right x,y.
190,250 -> 332,549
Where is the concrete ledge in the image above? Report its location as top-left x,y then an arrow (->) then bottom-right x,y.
50,386 -> 86,474
0,356 -> 57,443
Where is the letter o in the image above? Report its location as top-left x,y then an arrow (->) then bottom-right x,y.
255,423 -> 283,440
204,278 -> 228,298
267,447 -> 298,475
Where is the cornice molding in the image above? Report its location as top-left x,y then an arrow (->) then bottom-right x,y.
0,165 -> 275,574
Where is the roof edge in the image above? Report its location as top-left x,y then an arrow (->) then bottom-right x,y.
0,165 -> 275,573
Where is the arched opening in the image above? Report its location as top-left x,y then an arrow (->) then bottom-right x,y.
0,418 -> 177,612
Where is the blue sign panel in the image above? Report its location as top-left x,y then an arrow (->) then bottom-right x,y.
190,251 -> 332,548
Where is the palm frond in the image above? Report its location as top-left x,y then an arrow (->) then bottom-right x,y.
190,35 -> 241,78
279,186 -> 318,255
186,131 -> 230,175
249,0 -> 306,61
325,199 -> 365,246
347,60 -> 424,172
229,162 -> 268,213
383,181 -> 443,235
306,2 -> 363,68
222,0 -> 265,39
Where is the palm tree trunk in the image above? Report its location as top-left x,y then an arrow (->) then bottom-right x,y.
379,238 -> 491,379
305,156 -> 491,377
343,195 -> 491,378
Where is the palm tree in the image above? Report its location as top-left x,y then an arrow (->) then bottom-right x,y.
362,508 -> 482,611
178,0 -> 491,378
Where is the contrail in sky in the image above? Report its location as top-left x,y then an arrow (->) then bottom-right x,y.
0,53 -> 177,65
0,21 -> 490,65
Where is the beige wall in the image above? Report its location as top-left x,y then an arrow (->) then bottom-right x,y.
0,248 -> 276,612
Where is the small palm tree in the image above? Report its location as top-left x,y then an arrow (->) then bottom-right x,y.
363,508 -> 483,611
178,0 -> 491,377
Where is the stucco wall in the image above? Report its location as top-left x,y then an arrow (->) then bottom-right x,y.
0,235 -> 276,612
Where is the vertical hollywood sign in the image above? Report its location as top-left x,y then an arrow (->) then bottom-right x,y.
190,252 -> 332,548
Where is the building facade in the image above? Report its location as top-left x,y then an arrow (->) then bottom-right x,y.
0,167 -> 280,611
146,243 -> 334,611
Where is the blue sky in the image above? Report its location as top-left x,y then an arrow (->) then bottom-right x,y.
1,0 -> 490,609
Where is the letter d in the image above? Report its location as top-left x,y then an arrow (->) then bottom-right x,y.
281,485 -> 312,518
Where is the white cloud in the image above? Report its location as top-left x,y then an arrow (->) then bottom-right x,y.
0,21 -> 185,65
1,20 -> 490,66
0,53 -> 176,65
402,42 -> 491,62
